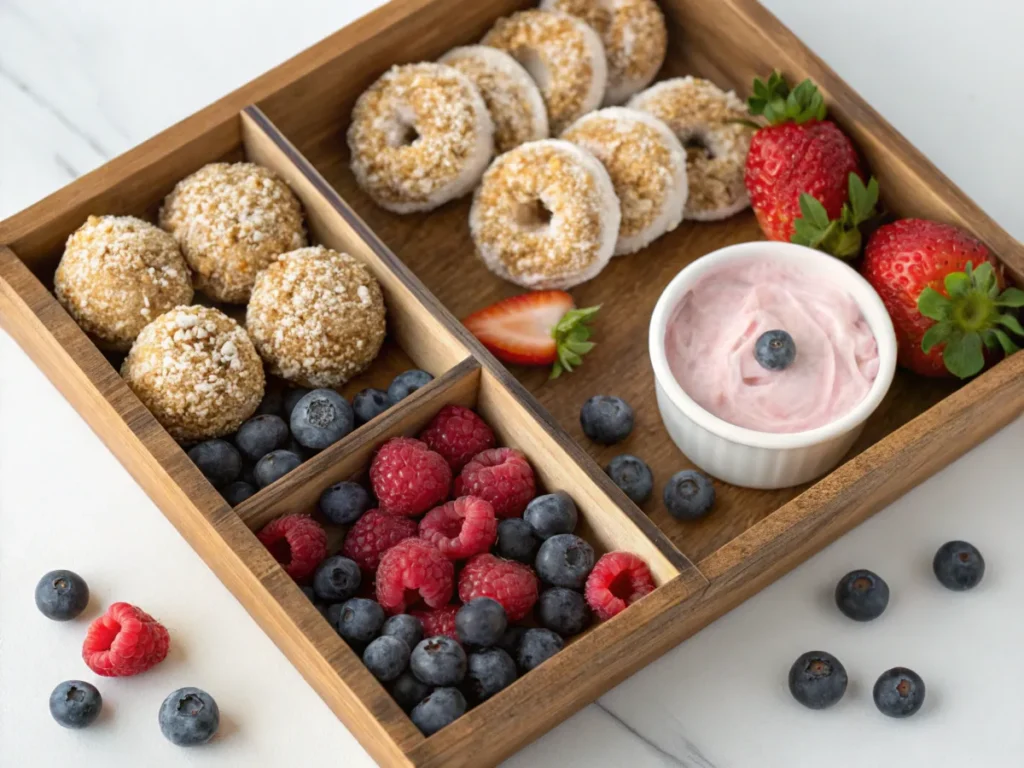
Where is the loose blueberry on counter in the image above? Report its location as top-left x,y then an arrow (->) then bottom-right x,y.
456,598 -> 508,647
291,389 -> 354,451
411,687 -> 466,736
329,598 -> 385,646
390,671 -> 432,712
254,450 -> 303,488
158,687 -> 220,746
410,636 -> 467,686
518,628 -> 564,672
353,387 -> 393,426
382,614 -> 424,651
580,395 -> 634,445
467,648 -> 517,702
35,569 -> 90,621
319,481 -> 373,526
222,481 -> 257,507
49,680 -> 102,729
496,626 -> 527,657
873,667 -> 926,718
524,492 -> 578,539
234,414 -> 290,462
755,329 -> 797,371
605,454 -> 653,504
535,533 -> 595,589
933,540 -> 985,591
313,555 -> 362,603
495,519 -> 539,564
788,651 -> 848,710
187,440 -> 242,488
282,387 -> 311,420
835,569 -> 889,621
363,636 -> 412,682
537,587 -> 590,637
388,370 -> 434,403
663,470 -> 716,520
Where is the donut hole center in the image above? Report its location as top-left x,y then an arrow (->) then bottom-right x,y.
516,49 -> 550,92
684,134 -> 716,160
515,199 -> 554,231
389,106 -> 422,148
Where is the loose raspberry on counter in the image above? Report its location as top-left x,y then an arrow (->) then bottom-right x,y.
82,602 -> 170,677
370,437 -> 452,517
410,604 -> 461,643
454,448 -> 535,519
419,497 -> 497,560
585,552 -> 656,621
458,553 -> 538,621
256,514 -> 328,581
418,405 -> 496,472
342,510 -> 419,573
377,539 -> 455,615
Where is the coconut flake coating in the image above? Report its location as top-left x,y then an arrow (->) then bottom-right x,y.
54,215 -> 194,351
159,162 -> 307,304
121,306 -> 265,442
246,246 -> 386,389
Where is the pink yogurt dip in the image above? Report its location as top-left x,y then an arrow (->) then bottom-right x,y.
664,259 -> 880,433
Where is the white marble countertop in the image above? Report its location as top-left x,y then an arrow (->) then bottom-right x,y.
2,1 -> 1022,766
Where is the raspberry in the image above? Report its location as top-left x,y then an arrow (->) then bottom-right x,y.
458,554 -> 538,621
256,514 -> 328,581
376,539 -> 455,615
585,552 -> 655,621
418,405 -> 496,472
410,604 -> 460,642
419,497 -> 497,560
454,448 -> 535,519
342,510 -> 418,573
370,437 -> 451,517
82,602 -> 170,677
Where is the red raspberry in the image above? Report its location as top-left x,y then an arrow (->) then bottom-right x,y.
418,405 -> 496,472
370,437 -> 451,517
458,553 -> 538,621
454,448 -> 535,519
419,496 -> 497,560
585,552 -> 656,621
410,604 -> 460,642
376,538 -> 454,615
82,602 -> 170,677
257,514 -> 327,581
342,510 -> 418,573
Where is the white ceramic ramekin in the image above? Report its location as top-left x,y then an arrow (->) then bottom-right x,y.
648,242 -> 897,490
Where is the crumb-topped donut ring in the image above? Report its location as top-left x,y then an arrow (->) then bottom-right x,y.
439,45 -> 549,154
482,10 -> 607,135
628,77 -> 755,221
470,140 -> 621,290
541,0 -> 667,106
348,63 -> 494,214
563,108 -> 687,256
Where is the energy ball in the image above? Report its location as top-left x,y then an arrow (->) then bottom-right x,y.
54,215 -> 193,351
159,162 -> 307,303
246,246 -> 386,388
121,305 -> 265,442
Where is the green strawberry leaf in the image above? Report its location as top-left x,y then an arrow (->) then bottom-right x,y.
847,175 -> 879,224
550,304 -> 600,379
971,261 -> 997,297
748,71 -> 826,124
980,329 -> 1000,351
921,321 -> 954,353
997,312 -> 1024,336
942,331 -> 985,379
992,328 -> 1021,355
917,287 -> 953,321
791,173 -> 879,259
944,271 -> 970,298
799,194 -> 830,229
995,287 -> 1024,307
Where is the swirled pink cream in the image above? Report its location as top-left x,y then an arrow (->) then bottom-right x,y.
665,259 -> 880,433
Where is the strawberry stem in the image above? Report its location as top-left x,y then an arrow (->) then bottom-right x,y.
748,71 -> 827,125
550,306 -> 600,379
791,174 -> 880,259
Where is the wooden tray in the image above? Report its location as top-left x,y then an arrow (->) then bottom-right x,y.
1,1 -> 1022,765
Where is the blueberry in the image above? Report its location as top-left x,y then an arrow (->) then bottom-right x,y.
663,470 -> 716,520
49,680 -> 101,729
518,628 -> 564,672
410,636 -> 467,686
455,597 -> 508,647
410,687 -> 466,735
329,598 -> 385,646
788,651 -> 848,710
873,667 -> 926,718
240,463 -> 258,487
35,569 -> 89,621
382,614 -> 424,651
319,481 -> 372,526
187,439 -> 242,488
580,395 -> 634,445
290,389 -> 354,451
253,450 -> 303,488
537,587 -> 590,637
222,481 -> 257,507
755,329 -> 797,371
353,387 -> 393,426
158,687 -> 220,746
535,534 -> 595,589
363,636 -> 411,682
466,648 -> 517,702
496,626 -> 527,657
495,519 -> 539,564
234,414 -> 289,462
933,540 -> 985,591
282,387 -> 310,420
524,492 -> 578,539
390,671 -> 432,712
605,455 -> 653,504
835,569 -> 889,621
257,385 -> 285,417
313,555 -> 361,602
387,370 -> 434,402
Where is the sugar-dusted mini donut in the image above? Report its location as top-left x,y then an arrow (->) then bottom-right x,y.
540,0 -> 668,106
439,45 -> 549,154
482,10 -> 607,135
348,63 -> 494,214
562,107 -> 687,256
629,77 -> 755,221
470,139 -> 620,290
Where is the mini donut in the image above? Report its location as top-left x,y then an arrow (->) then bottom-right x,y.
439,45 -> 549,154
541,0 -> 668,105
470,139 -> 621,290
482,10 -> 607,135
562,107 -> 688,256
628,77 -> 755,221
348,63 -> 494,214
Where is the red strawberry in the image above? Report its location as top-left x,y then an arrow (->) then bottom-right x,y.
463,291 -> 600,378
862,219 -> 1023,378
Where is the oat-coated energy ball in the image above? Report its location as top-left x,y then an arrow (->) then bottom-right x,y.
121,306 -> 265,442
246,246 -> 386,389
159,162 -> 307,303
54,215 -> 193,351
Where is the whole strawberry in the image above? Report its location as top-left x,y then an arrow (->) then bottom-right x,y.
862,219 -> 1023,378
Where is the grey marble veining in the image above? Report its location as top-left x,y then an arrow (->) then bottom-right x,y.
596,702 -> 715,768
